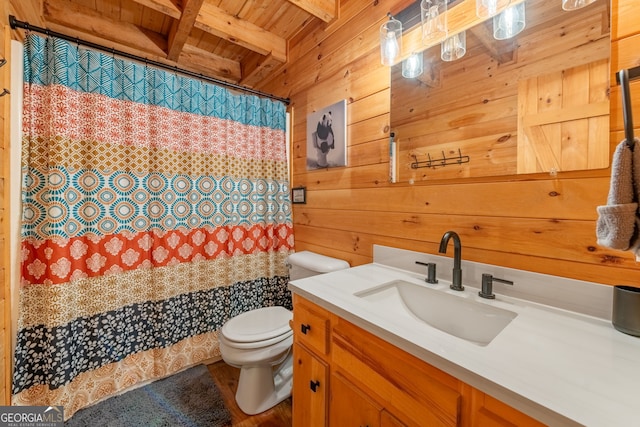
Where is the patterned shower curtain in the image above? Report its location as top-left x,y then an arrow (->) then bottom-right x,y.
13,34 -> 294,418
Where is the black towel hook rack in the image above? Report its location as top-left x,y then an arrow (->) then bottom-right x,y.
617,66 -> 640,149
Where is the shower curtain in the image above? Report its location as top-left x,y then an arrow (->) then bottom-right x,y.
13,34 -> 294,418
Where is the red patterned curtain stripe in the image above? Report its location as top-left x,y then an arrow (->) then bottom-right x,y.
21,224 -> 293,286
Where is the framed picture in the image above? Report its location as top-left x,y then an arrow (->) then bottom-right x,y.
292,187 -> 306,204
306,99 -> 347,170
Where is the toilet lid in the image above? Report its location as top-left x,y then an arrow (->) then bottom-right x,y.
222,306 -> 292,343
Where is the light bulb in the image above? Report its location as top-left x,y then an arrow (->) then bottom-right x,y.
384,31 -> 399,64
421,0 -> 447,45
441,32 -> 466,62
380,16 -> 402,66
402,53 -> 424,78
493,3 -> 526,40
477,0 -> 498,18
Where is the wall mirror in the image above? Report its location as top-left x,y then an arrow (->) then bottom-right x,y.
390,0 -> 610,182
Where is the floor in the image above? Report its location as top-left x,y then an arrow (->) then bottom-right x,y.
207,360 -> 293,427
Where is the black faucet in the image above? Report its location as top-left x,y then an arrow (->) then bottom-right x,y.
438,231 -> 464,291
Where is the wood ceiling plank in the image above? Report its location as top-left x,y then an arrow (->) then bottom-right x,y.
130,0 -> 181,19
286,0 -> 336,23
44,0 -> 168,57
195,2 -> 287,62
167,0 -> 205,61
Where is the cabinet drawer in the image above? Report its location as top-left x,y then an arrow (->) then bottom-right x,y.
293,295 -> 330,355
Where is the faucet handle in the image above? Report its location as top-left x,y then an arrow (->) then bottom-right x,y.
416,261 -> 438,284
479,273 -> 513,299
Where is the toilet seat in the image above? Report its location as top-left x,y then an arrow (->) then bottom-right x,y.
221,306 -> 292,349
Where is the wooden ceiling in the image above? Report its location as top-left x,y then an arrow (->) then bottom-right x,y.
9,0 -> 338,90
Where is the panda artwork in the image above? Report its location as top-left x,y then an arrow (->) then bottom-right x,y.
314,112 -> 334,168
306,99 -> 347,170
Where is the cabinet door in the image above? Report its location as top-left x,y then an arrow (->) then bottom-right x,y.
332,318 -> 461,427
473,391 -> 546,427
329,372 -> 381,427
381,410 -> 407,427
293,342 -> 328,427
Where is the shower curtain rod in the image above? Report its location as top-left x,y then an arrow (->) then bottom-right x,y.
8,15 -> 290,105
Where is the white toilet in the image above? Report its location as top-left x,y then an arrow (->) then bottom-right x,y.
218,251 -> 350,415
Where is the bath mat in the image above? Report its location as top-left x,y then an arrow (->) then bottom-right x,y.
65,365 -> 231,426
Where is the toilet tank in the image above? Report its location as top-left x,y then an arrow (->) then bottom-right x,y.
286,251 -> 350,280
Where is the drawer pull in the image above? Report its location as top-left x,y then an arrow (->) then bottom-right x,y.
301,324 -> 311,334
310,380 -> 320,392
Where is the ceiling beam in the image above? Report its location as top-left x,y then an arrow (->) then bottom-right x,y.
178,43 -> 242,82
240,52 -> 283,88
130,0 -> 181,20
468,22 -> 515,65
167,0 -> 205,61
286,0 -> 336,23
195,2 -> 287,63
43,0 -> 167,57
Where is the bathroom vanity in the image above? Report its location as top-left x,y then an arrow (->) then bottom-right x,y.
289,246 -> 640,426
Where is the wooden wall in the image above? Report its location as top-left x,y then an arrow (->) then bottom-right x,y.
1,2 -> 12,406
258,0 -> 640,287
2,0 -> 41,406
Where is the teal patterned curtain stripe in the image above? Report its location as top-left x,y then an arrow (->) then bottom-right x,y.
23,35 -> 285,129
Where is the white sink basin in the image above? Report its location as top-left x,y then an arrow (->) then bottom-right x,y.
355,280 -> 517,346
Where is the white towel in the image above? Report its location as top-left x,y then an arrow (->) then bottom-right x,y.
596,139 -> 640,250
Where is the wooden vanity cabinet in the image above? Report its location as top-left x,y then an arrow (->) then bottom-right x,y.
292,295 -> 545,427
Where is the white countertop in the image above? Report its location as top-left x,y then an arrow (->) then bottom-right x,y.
288,256 -> 640,427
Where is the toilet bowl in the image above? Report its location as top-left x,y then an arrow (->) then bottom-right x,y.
219,251 -> 350,415
219,306 -> 294,415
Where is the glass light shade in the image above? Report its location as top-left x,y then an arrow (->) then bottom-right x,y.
380,17 -> 402,66
421,0 -> 447,45
476,0 -> 511,18
402,53 -> 424,78
562,0 -> 596,10
441,32 -> 466,62
493,3 -> 526,40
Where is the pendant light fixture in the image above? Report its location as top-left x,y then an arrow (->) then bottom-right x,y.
441,31 -> 466,62
476,0 -> 511,18
562,0 -> 596,10
402,52 -> 424,78
380,13 -> 402,66
493,3 -> 526,40
421,0 -> 447,45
